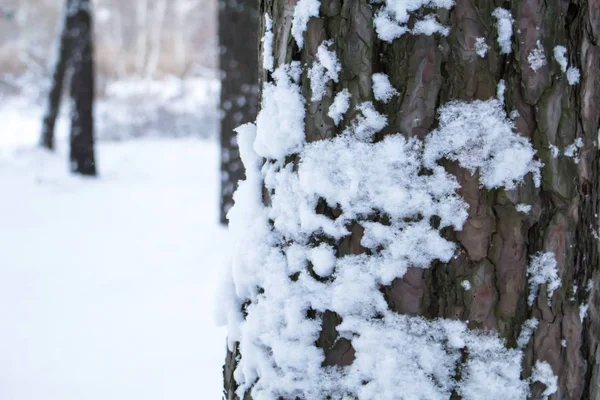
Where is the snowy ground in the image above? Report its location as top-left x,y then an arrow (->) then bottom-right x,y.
0,104 -> 228,399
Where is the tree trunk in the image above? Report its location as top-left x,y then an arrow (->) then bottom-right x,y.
41,0 -> 74,150
218,0 -> 260,224
223,1 -> 600,399
68,0 -> 96,176
41,0 -> 96,176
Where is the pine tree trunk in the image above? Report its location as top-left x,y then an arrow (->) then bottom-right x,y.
224,1 -> 600,398
68,0 -> 96,176
218,0 -> 259,224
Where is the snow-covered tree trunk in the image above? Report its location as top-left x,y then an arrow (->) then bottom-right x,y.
222,1 -> 600,398
218,0 -> 259,224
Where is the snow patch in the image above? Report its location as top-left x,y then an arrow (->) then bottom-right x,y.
567,67 -> 580,85
372,73 -> 399,103
424,99 -> 542,190
564,137 -> 583,164
461,280 -> 472,291
553,46 -> 568,72
261,14 -> 274,71
291,0 -> 320,49
328,89 -> 351,126
308,41 -> 341,102
475,37 -> 489,58
492,8 -> 513,54
254,63 -> 306,160
517,318 -> 539,349
516,204 -> 532,214
373,0 -> 454,42
527,252 -> 561,306
531,361 -> 558,399
528,40 -> 547,72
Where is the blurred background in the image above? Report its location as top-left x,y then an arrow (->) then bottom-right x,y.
0,0 -> 245,399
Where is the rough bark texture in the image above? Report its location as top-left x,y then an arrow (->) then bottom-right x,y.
41,0 -> 96,176
224,0 -> 600,398
218,0 -> 260,224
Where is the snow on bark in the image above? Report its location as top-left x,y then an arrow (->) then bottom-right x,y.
527,252 -> 561,306
308,41 -> 341,102
528,40 -> 547,72
328,89 -> 351,126
475,37 -> 489,58
261,14 -> 274,72
373,0 -> 454,42
222,58 -> 544,397
492,8 -> 513,55
372,73 -> 399,103
291,0 -> 320,49
423,99 -> 542,190
253,63 -> 305,160
531,361 -> 558,399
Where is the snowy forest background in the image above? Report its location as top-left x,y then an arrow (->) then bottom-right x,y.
0,1 -> 229,399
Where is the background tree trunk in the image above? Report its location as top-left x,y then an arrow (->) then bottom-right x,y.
224,0 -> 600,398
218,0 -> 259,224
41,0 -> 74,150
41,0 -> 96,176
68,0 -> 96,176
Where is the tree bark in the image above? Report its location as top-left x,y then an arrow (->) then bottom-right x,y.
224,1 -> 600,398
218,0 -> 260,224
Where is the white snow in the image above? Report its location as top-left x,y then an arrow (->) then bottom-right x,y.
475,37 -> 489,58
564,137 -> 583,163
497,79 -> 506,104
531,361 -> 558,399
528,40 -> 547,72
372,73 -> 399,103
308,41 -> 341,102
553,46 -> 581,85
328,89 -> 351,125
291,0 -> 320,49
0,109 -> 228,400
309,244 -> 337,277
567,67 -> 580,85
580,303 -> 589,322
461,280 -> 472,290
424,99 -> 542,190
493,8 -> 513,54
527,252 -> 561,306
254,62 -> 306,160
549,144 -> 560,158
262,13 -> 274,72
516,204 -> 532,214
373,0 -> 453,42
553,45 -> 568,72
517,318 -> 539,349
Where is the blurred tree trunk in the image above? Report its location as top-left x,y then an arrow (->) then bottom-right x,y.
41,0 -> 96,176
224,1 -> 600,398
218,0 -> 259,224
68,0 -> 96,176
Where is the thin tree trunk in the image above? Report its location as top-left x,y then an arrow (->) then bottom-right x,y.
41,0 -> 75,150
68,0 -> 96,176
224,0 -> 600,398
217,0 -> 260,224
